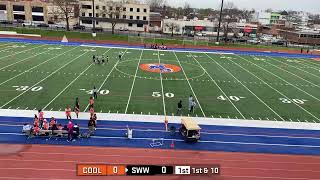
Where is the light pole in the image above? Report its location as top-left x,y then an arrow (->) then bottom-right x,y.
92,0 -> 96,32
216,0 -> 224,43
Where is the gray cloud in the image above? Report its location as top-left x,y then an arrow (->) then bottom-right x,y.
168,0 -> 319,13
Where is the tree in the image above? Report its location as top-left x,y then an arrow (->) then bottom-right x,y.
145,0 -> 166,10
100,1 -> 123,34
183,2 -> 193,17
51,0 -> 78,31
165,22 -> 179,37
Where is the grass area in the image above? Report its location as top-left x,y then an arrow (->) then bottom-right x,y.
0,26 -> 303,51
0,42 -> 319,122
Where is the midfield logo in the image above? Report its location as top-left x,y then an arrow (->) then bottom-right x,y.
140,63 -> 181,73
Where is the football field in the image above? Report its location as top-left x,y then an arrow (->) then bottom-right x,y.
0,42 -> 319,122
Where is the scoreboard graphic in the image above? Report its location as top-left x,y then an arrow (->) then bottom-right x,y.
77,164 -> 220,176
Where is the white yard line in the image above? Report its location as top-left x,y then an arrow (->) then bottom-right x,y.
0,51 -> 89,109
0,46 -> 78,87
206,53 -> 284,121
300,58 -> 320,67
157,50 -> 167,116
125,50 -> 144,114
43,64 -> 94,110
191,52 -> 245,119
0,42 -> 13,48
0,44 -> 47,61
0,45 -> 56,72
83,49 -> 127,112
297,59 -> 320,71
274,57 -> 320,79
243,55 -> 320,102
264,56 -> 320,87
173,52 -> 206,117
233,55 -> 320,122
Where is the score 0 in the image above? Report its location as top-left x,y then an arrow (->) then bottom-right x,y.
107,165 -> 126,176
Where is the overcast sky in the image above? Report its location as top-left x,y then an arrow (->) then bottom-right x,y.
167,0 -> 319,14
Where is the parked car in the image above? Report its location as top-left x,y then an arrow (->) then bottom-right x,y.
247,38 -> 260,44
92,27 -> 103,32
37,23 -> 49,28
49,24 -> 65,29
119,27 -> 129,31
0,20 -> 13,24
73,25 -> 86,30
22,22 -> 35,27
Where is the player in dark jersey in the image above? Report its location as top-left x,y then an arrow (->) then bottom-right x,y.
93,55 -> 96,63
74,97 -> 80,118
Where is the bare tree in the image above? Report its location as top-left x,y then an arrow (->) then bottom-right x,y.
183,2 -> 193,17
165,22 -> 179,37
100,1 -> 123,34
145,0 -> 166,10
51,0 -> 78,31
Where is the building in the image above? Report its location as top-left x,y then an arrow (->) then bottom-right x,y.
279,29 -> 320,45
149,12 -> 162,32
253,11 -> 287,26
79,0 -> 150,32
0,0 -> 49,23
0,0 -> 79,26
162,18 -> 218,36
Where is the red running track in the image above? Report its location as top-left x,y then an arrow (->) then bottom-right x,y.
0,144 -> 320,180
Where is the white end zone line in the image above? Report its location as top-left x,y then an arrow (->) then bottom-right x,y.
205,53 -> 284,121
191,52 -> 245,119
173,51 -> 206,117
125,49 -> 143,114
0,46 -> 79,87
0,51 -> 90,109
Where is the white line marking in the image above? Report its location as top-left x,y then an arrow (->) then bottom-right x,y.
0,45 -> 55,72
43,63 -> 94,110
157,50 -> 167,117
173,52 -> 206,117
125,49 -> 143,114
0,46 -> 78,86
0,44 -> 47,61
206,54 -> 284,121
0,51 -> 89,108
234,55 -> 319,121
193,53 -> 246,118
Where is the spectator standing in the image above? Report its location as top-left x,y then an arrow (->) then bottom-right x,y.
67,120 -> 73,142
176,100 -> 183,116
188,95 -> 193,112
65,106 -> 72,120
88,118 -> 96,135
93,86 -> 98,99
